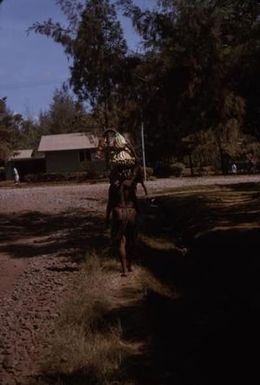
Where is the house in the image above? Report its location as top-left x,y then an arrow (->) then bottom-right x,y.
38,132 -> 104,174
5,149 -> 45,180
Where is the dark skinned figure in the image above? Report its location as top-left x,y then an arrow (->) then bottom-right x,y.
97,129 -> 148,275
106,170 -> 141,277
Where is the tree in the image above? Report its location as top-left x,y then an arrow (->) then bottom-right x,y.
31,0 -> 128,130
38,86 -> 98,136
119,0 -> 260,169
0,98 -> 9,160
71,0 -> 127,128
30,0 -> 260,168
18,118 -> 42,150
0,98 -> 24,160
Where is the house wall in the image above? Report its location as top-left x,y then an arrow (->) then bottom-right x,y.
45,149 -> 100,173
5,162 -> 13,180
46,150 -> 81,173
5,159 -> 46,180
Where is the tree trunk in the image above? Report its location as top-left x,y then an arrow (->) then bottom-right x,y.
104,98 -> 109,131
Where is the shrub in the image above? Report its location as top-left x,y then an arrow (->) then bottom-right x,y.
146,167 -> 154,179
66,172 -> 88,182
169,162 -> 185,177
24,174 -> 39,182
154,162 -> 171,178
24,172 -> 93,183
38,173 -> 66,182
81,160 -> 106,179
0,166 -> 5,180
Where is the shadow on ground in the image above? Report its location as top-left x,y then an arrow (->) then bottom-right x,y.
3,182 -> 260,385
106,182 -> 260,385
123,182 -> 260,384
0,209 -> 107,262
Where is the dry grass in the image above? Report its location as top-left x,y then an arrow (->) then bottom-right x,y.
34,182 -> 260,385
38,252 -> 131,385
36,248 -> 176,385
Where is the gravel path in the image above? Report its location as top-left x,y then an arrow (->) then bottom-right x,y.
1,174 -> 260,214
0,256 -> 79,385
0,174 -> 260,384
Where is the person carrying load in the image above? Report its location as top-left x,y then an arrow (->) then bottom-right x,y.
97,129 -> 147,275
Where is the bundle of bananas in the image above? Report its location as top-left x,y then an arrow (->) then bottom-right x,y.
105,130 -> 136,168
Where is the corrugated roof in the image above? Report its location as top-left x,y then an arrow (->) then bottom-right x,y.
10,149 -> 33,160
38,133 -> 98,152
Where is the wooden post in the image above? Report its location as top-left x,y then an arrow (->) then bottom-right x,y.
141,119 -> 147,181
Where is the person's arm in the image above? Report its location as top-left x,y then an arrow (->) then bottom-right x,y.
133,166 -> 148,197
106,185 -> 113,228
141,181 -> 148,196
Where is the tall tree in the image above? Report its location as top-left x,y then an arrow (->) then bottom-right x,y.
18,117 -> 43,150
30,0 -> 260,167
0,98 -> 23,160
71,0 -> 127,129
31,0 -> 127,130
0,98 -> 9,160
38,86 -> 98,136
119,0 -> 260,167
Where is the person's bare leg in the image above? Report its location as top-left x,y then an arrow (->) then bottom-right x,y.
119,236 -> 128,276
126,248 -> 132,272
127,259 -> 132,272
126,238 -> 134,272
126,210 -> 137,273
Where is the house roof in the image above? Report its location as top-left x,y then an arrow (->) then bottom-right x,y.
9,150 -> 45,160
10,149 -> 33,160
38,132 -> 98,152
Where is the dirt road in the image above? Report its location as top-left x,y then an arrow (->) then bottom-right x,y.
1,174 -> 260,213
0,174 -> 260,384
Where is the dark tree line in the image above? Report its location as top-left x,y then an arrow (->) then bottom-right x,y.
1,0 -> 260,172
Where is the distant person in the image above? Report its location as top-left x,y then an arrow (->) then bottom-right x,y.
231,163 -> 237,175
13,167 -> 20,184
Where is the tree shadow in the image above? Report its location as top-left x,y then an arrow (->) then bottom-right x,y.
0,209 -> 108,262
140,183 -> 260,246
7,182 -> 260,385
122,183 -> 260,384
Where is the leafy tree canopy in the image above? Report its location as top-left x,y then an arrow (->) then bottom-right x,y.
38,85 -> 99,136
27,0 -> 260,171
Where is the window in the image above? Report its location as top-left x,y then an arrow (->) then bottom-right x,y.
79,150 -> 91,162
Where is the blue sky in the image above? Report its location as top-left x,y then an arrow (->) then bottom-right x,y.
0,0 -> 155,119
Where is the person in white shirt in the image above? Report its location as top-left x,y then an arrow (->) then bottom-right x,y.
13,167 -> 20,184
231,163 -> 237,174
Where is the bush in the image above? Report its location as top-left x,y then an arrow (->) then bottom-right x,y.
24,174 -> 39,182
154,162 -> 171,178
81,160 -> 106,179
146,167 -> 154,179
68,172 -> 91,182
169,162 -> 185,177
197,166 -> 212,176
44,173 -> 67,182
23,171 -> 105,183
0,166 -> 6,181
